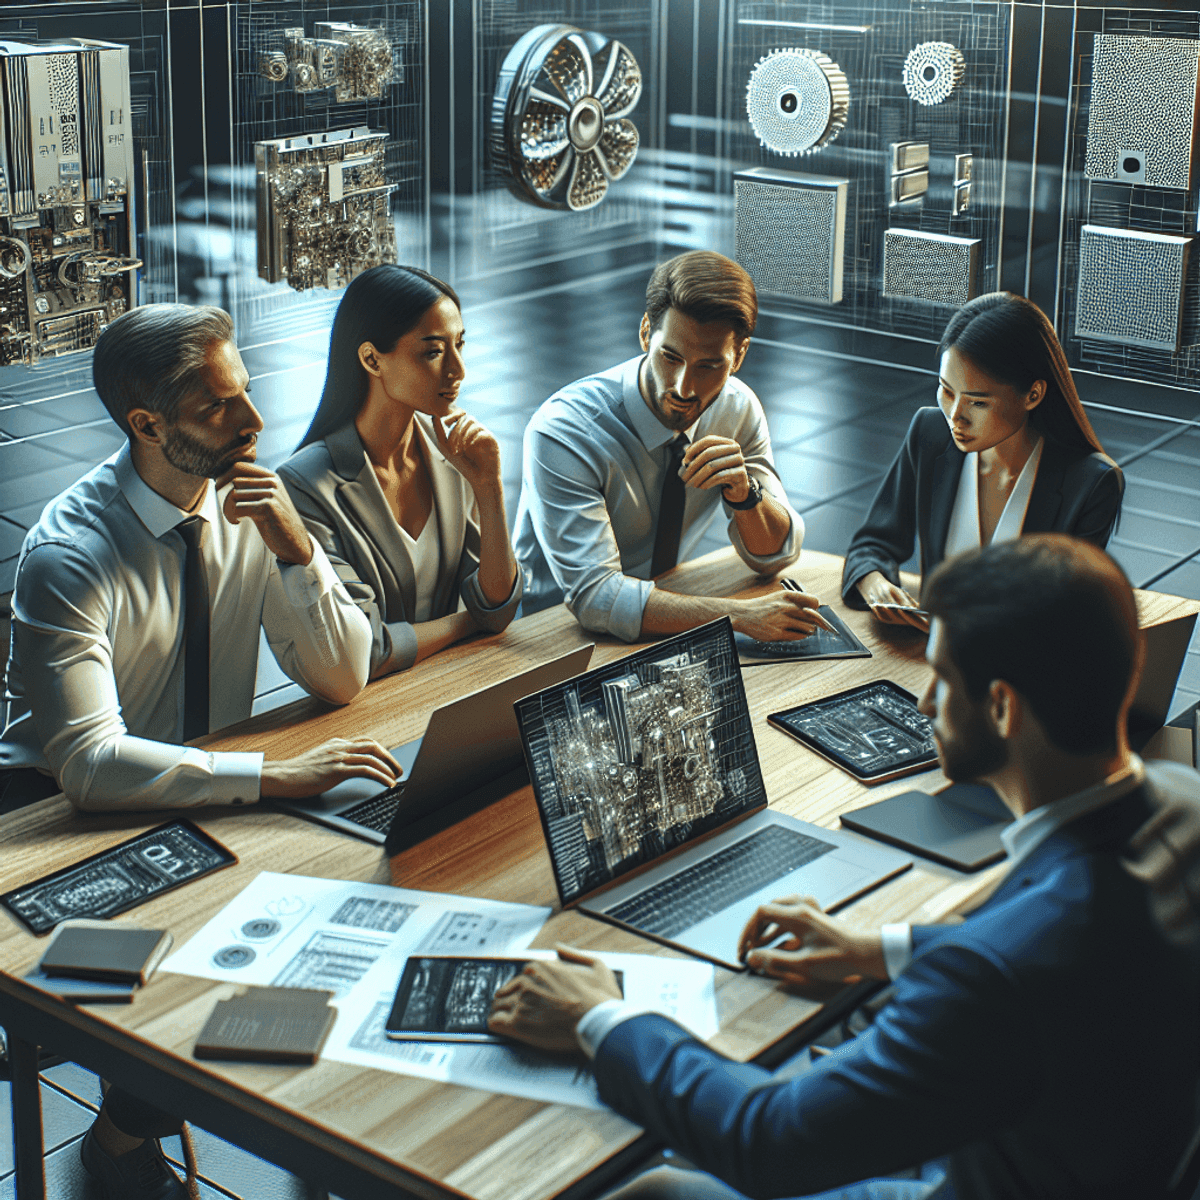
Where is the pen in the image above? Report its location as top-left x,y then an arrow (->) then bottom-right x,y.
780,577 -> 838,634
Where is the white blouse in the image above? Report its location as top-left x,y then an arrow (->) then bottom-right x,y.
396,513 -> 439,623
943,436 -> 1044,558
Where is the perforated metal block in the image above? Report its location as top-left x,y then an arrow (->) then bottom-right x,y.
882,229 -> 981,307
734,166 -> 847,304
1084,34 -> 1200,190
1075,225 -> 1194,352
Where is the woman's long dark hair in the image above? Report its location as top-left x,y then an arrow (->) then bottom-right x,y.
297,264 -> 461,449
938,292 -> 1105,455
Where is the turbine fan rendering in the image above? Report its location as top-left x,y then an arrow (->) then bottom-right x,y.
491,24 -> 642,211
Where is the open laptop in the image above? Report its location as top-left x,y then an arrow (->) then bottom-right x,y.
514,619 -> 912,971
1128,611 -> 1197,750
278,645 -> 594,851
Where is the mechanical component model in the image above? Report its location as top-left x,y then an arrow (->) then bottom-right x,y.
491,24 -> 642,212
902,41 -> 966,106
882,228 -> 981,307
255,127 -> 397,293
1084,34 -> 1200,190
734,166 -> 847,304
1075,225 -> 1195,353
889,141 -> 929,207
745,48 -> 850,156
259,23 -> 395,104
0,37 -> 140,366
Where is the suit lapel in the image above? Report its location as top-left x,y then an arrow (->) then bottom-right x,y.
927,442 -> 963,567
416,417 -> 466,613
1022,438 -> 1066,533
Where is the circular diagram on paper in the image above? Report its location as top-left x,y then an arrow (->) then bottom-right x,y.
213,945 -> 256,969
902,42 -> 966,106
240,918 -> 282,940
745,49 -> 850,156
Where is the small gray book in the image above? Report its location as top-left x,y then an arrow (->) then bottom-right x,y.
38,920 -> 173,986
194,987 -> 336,1064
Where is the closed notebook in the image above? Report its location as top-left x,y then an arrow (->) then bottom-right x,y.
194,987 -> 336,1064
24,969 -> 138,1004
38,920 -> 174,986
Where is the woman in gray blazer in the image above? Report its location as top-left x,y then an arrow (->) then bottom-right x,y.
279,265 -> 522,678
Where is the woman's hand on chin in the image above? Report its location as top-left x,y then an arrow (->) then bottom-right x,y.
435,411 -> 504,496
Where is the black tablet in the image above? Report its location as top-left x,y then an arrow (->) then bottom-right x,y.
768,680 -> 938,784
735,606 -> 872,665
385,956 -> 624,1043
0,820 -> 238,936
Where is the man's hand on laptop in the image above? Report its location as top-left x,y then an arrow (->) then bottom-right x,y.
488,945 -> 622,1052
260,738 -> 404,798
731,590 -> 836,642
738,895 -> 887,985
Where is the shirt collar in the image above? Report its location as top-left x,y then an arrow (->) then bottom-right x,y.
113,441 -> 220,538
1000,754 -> 1145,868
621,356 -> 704,452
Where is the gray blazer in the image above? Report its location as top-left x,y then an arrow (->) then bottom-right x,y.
278,418 -> 522,678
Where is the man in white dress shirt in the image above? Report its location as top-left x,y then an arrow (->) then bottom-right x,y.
514,251 -> 830,643
489,535 -> 1200,1200
0,303 -> 401,1198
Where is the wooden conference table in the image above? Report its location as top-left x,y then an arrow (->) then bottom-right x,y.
2,547 -> 1197,1200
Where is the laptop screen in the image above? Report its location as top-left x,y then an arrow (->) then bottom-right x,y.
515,618 -> 767,906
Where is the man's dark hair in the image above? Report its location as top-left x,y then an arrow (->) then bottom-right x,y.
923,535 -> 1140,755
92,303 -> 235,438
645,251 -> 757,340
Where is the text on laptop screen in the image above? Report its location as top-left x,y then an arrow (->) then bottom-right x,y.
515,619 -> 767,906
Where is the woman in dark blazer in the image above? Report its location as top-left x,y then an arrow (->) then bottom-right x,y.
279,265 -> 521,678
842,293 -> 1122,627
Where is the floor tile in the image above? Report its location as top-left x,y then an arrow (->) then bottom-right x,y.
1114,508 -> 1200,558
775,448 -> 886,504
0,1081 -> 97,1177
1108,542 -> 1186,591
1149,556 -> 1200,601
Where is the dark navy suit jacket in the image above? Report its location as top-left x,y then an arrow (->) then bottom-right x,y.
593,765 -> 1200,1200
840,407 -> 1124,607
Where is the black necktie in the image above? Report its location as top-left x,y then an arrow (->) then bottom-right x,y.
177,517 -> 211,742
651,435 -> 689,577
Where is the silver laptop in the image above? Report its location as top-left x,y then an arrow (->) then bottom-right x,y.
514,619 -> 912,971
278,645 -> 594,851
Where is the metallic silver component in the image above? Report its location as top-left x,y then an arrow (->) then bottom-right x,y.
1084,35 -> 1200,190
491,24 -> 642,211
891,141 -> 929,174
902,42 -> 966,106
745,48 -> 850,156
882,229 -> 981,306
255,126 -> 397,293
890,170 -> 928,206
0,37 -> 138,365
259,52 -> 289,83
734,166 -> 847,304
954,152 -> 973,184
314,22 -> 395,103
953,182 -> 972,215
1075,224 -> 1195,352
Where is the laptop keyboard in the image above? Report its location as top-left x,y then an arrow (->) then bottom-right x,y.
607,825 -> 836,940
340,783 -> 406,834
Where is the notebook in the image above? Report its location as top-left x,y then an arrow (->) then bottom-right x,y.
277,645 -> 595,852
194,986 -> 336,1064
514,618 -> 912,971
38,920 -> 174,986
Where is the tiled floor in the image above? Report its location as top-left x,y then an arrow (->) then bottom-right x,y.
5,268 -> 1200,1195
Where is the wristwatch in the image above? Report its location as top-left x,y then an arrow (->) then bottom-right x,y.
723,477 -> 764,510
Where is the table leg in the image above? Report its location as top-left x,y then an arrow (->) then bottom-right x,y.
7,1032 -> 47,1200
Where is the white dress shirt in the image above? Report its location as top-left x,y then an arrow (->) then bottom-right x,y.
1,443 -> 372,810
514,356 -> 803,641
943,436 -> 1044,558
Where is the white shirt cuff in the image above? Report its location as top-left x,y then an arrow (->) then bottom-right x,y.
575,999 -> 649,1059
278,541 -> 339,607
209,751 -> 264,806
881,923 -> 913,980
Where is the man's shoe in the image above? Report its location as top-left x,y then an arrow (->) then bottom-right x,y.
80,1123 -> 189,1200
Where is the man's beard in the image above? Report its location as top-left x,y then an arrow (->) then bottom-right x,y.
643,367 -> 698,432
163,426 -> 254,479
937,709 -> 1008,784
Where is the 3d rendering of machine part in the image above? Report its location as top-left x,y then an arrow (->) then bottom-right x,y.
745,48 -> 850,155
902,42 -> 966,106
491,23 -> 642,211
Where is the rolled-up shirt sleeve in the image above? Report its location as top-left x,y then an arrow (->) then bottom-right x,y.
13,543 -> 263,811
264,541 -> 372,704
524,427 -> 653,643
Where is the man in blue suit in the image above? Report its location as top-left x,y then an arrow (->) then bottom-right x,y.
489,534 -> 1200,1200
